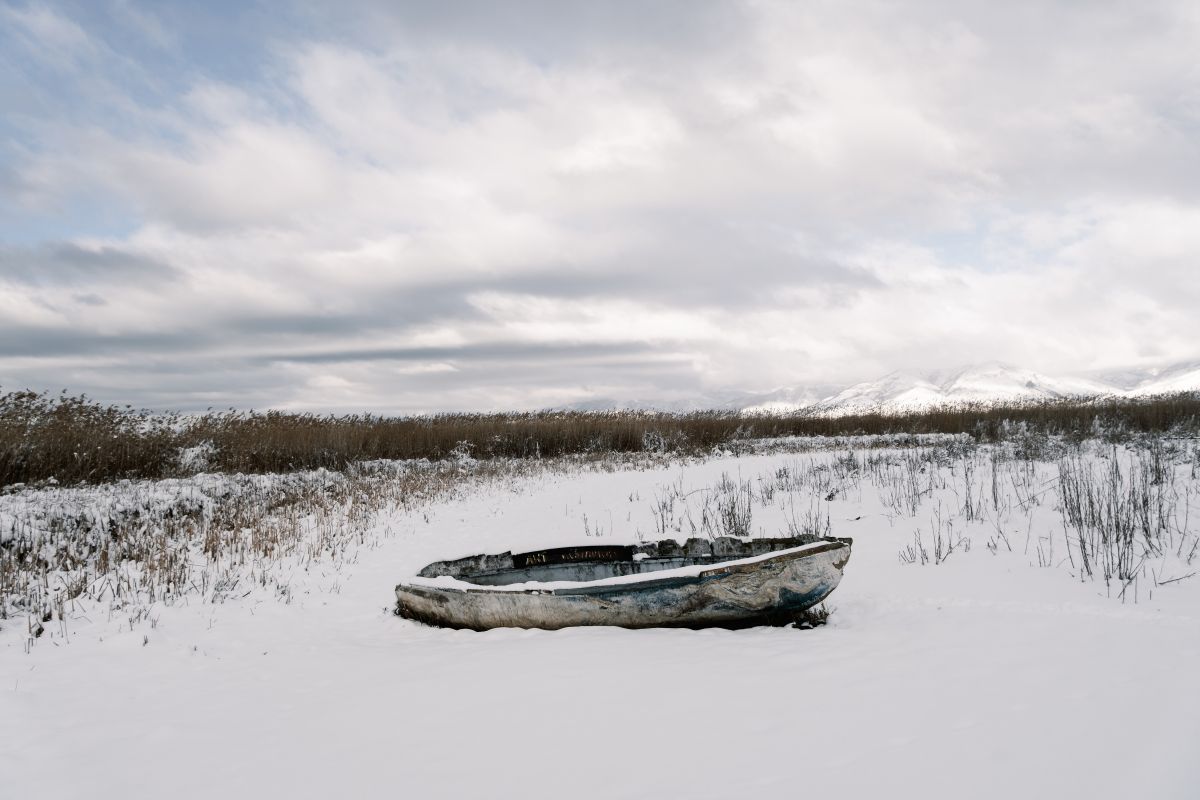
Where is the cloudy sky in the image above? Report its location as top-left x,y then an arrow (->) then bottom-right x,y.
2,1 -> 1199,412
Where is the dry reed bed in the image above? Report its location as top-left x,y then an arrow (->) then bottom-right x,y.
0,459 -> 507,637
636,435 -> 1199,600
3,388 -> 1199,487
880,438 -> 1200,598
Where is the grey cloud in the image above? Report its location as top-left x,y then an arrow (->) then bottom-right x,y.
260,340 -> 659,365
225,301 -> 477,338
0,243 -> 181,287
0,325 -> 198,358
600,214 -> 884,307
1,343 -> 701,414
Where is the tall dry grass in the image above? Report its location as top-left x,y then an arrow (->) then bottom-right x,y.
3,387 -> 1199,487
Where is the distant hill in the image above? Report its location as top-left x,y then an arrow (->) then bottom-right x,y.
564,359 -> 1200,415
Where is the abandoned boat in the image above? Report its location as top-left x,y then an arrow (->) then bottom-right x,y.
395,535 -> 851,630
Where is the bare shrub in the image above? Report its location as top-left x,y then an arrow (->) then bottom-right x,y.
714,474 -> 753,538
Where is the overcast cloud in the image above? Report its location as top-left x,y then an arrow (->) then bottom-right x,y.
2,0 -> 1198,412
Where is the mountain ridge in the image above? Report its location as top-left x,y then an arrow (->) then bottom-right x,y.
564,360 -> 1200,415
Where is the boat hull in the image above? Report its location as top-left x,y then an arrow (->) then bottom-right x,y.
396,539 -> 851,630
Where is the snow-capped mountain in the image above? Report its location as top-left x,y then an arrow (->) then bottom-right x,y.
564,359 -> 1200,415
808,363 -> 1116,416
563,385 -> 839,414
1093,360 -> 1200,397
727,384 -> 839,415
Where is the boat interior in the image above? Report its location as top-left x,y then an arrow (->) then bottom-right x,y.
418,535 -> 844,586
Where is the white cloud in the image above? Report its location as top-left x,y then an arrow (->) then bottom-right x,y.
2,0 -> 1199,410
3,3 -> 94,57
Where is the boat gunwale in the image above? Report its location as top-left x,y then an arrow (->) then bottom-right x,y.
399,538 -> 850,596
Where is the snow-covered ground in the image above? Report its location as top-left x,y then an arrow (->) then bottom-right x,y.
3,438 -> 1199,799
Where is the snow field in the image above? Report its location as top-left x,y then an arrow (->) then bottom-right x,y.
3,436 -> 1199,799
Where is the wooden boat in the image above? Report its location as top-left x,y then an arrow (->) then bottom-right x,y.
395,535 -> 851,630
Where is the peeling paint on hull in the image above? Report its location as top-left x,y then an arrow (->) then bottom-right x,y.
396,537 -> 851,630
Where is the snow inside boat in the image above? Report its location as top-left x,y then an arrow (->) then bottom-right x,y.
395,535 -> 852,630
